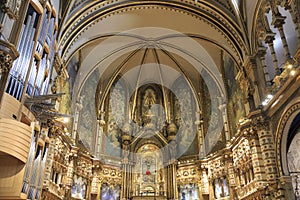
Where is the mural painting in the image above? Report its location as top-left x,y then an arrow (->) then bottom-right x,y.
101,183 -> 121,200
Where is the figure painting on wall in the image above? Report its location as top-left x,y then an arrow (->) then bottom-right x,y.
222,52 -> 245,134
71,175 -> 87,199
101,183 -> 121,200
213,176 -> 230,199
173,77 -> 197,157
105,81 -> 125,158
178,184 -> 199,200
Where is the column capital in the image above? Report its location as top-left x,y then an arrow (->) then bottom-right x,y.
272,13 -> 286,28
264,32 -> 276,44
252,116 -> 270,131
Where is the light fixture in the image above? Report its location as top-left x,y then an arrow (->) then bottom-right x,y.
290,70 -> 296,76
262,94 -> 273,106
287,64 -> 293,69
63,117 -> 70,123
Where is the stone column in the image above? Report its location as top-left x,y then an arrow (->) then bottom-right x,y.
257,43 -> 272,87
264,31 -> 280,75
165,161 -> 178,200
271,8 -> 291,60
219,103 -> 230,141
91,164 -> 101,195
245,129 -> 266,189
65,147 -> 78,198
0,41 -> 18,105
253,116 -> 279,198
96,180 -> 103,200
226,156 -> 238,199
165,139 -> 178,200
208,178 -> 214,200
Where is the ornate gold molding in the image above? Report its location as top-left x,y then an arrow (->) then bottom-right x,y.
100,166 -> 122,185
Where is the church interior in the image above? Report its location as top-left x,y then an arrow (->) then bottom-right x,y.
0,0 -> 300,199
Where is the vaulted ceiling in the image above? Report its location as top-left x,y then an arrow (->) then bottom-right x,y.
56,0 -> 267,160
57,0 -> 263,100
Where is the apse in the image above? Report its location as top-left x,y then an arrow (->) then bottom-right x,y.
68,27 -> 237,167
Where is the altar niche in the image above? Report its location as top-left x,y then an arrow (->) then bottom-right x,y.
133,144 -> 165,197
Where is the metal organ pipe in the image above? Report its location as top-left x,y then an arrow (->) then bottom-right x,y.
19,13 -> 36,79
7,12 -> 37,100
19,30 -> 35,98
32,54 -> 46,96
46,17 -> 54,46
41,59 -> 50,95
36,9 -> 48,54
27,59 -> 37,95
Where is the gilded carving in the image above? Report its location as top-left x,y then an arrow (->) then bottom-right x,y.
177,165 -> 200,185
0,50 -> 13,73
100,166 -> 122,185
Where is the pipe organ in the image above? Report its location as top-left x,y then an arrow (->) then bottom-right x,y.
6,6 -> 37,100
6,2 -> 57,100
